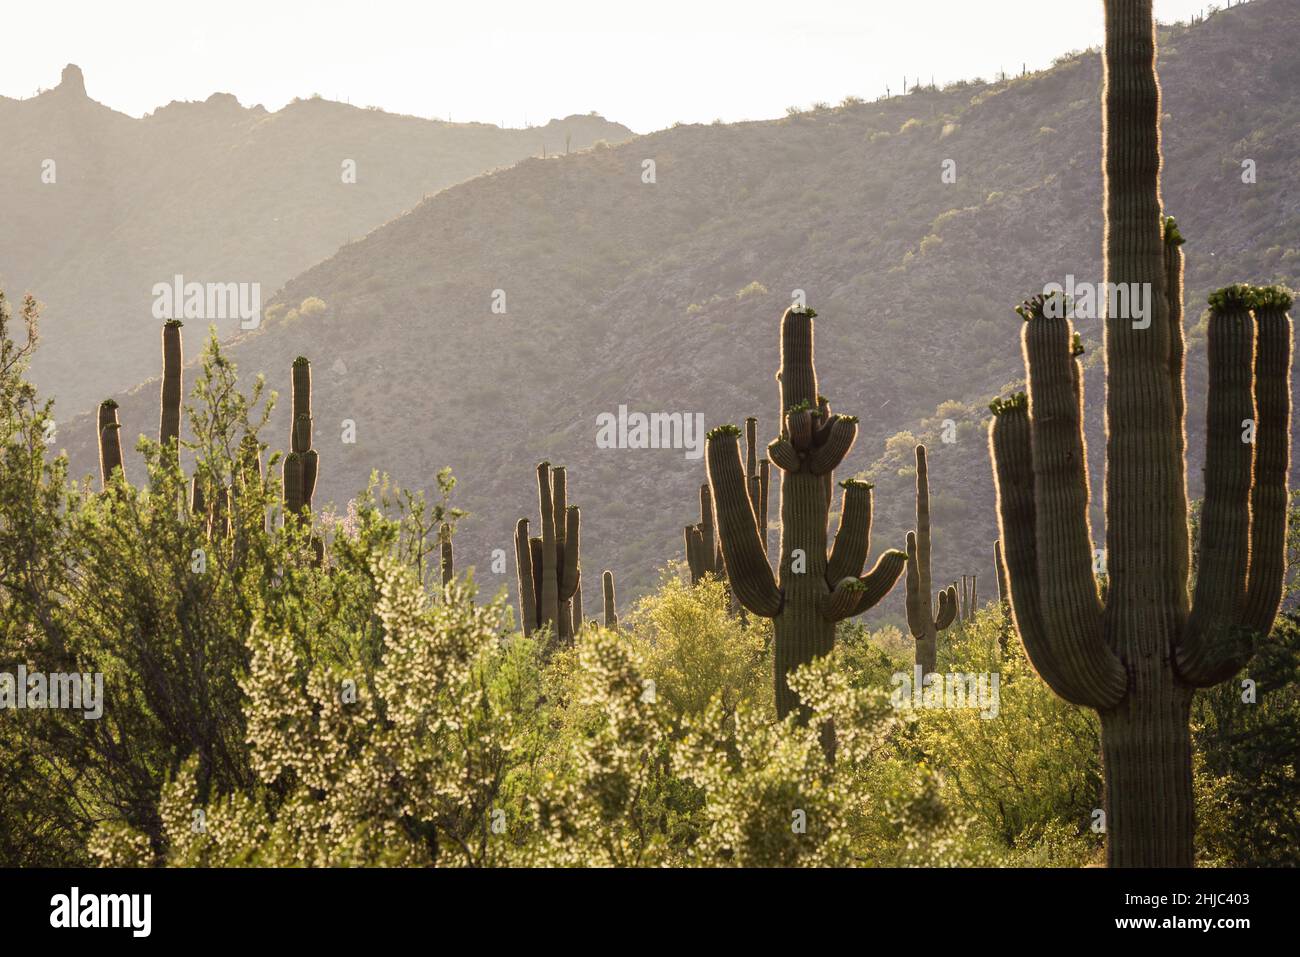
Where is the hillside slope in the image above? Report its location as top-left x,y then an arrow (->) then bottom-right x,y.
63,0 -> 1300,623
0,65 -> 632,413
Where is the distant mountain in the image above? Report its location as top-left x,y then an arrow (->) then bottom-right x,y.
61,0 -> 1299,621
0,64 -> 632,413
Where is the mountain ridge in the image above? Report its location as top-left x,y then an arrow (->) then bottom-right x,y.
56,0 -> 1300,621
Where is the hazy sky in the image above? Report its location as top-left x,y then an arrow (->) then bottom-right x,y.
6,0 -> 1221,133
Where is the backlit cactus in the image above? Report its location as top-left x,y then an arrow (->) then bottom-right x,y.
706,306 -> 907,721
958,575 -> 977,623
683,483 -> 723,584
160,319 -> 183,459
514,462 -> 581,641
440,522 -> 454,587
602,570 -> 618,629
283,356 -> 318,515
97,399 -> 124,489
905,445 -> 958,673
988,0 -> 1294,869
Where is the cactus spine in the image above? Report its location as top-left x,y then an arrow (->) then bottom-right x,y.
514,462 -> 581,641
97,400 -> 124,489
905,445 -> 957,674
706,307 -> 907,721
283,357 -> 318,515
160,319 -> 183,459
602,570 -> 618,629
988,0 -> 1294,870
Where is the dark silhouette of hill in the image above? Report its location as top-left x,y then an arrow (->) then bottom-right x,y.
0,64 -> 632,413
61,0 -> 1298,621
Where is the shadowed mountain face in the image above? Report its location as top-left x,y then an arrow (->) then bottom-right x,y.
60,0 -> 1299,618
0,65 -> 632,414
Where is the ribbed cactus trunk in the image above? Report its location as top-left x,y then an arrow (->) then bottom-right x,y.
989,0 -> 1293,870
97,400 -> 124,490
160,320 -> 183,461
707,307 -> 906,723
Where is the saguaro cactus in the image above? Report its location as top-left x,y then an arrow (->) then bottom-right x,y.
706,307 -> 907,720
160,319 -> 183,458
439,523 -> 454,586
959,575 -> 978,622
97,400 -> 125,489
905,445 -> 958,673
514,462 -> 581,641
283,357 -> 318,515
988,0 -> 1294,868
684,484 -> 723,584
602,570 -> 618,629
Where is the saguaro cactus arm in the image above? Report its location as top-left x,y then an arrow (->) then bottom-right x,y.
514,518 -> 537,635
1242,288 -> 1294,634
822,550 -> 907,622
1180,287 -> 1294,684
706,426 -> 782,617
826,480 -> 874,584
990,394 -> 1125,708
807,416 -> 858,475
1020,299 -> 1118,695
536,462 -> 561,629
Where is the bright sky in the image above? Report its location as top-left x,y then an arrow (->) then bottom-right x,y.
5,0 -> 1221,133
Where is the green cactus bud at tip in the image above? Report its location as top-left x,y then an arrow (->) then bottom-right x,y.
1208,283 -> 1257,311
706,424 -> 742,440
1254,285 -> 1295,312
989,392 -> 1028,416
1163,216 -> 1185,246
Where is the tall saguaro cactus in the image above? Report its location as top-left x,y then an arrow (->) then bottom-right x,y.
988,0 -> 1294,871
905,445 -> 958,673
160,320 -> 183,459
283,357 -> 318,515
97,399 -> 125,489
707,307 -> 907,720
514,462 -> 581,641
